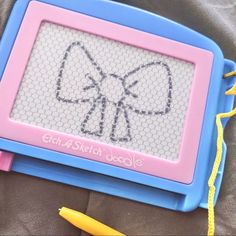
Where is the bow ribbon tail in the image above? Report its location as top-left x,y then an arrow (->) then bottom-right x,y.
110,102 -> 132,142
81,97 -> 106,137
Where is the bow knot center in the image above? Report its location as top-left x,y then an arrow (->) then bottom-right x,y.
100,74 -> 125,104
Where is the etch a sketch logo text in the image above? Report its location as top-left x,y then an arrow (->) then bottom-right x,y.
42,134 -> 144,168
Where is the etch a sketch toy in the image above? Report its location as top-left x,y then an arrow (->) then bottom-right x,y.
0,0 -> 235,212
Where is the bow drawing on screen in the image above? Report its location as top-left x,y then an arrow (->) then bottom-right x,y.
56,41 -> 173,142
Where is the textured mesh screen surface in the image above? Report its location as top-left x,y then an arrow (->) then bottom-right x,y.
11,22 -> 194,161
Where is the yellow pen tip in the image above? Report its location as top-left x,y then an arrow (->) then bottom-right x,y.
58,207 -> 125,236
59,207 -> 75,218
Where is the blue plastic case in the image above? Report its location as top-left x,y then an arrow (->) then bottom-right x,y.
0,0 -> 235,211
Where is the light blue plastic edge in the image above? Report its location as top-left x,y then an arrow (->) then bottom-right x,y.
0,0 -> 235,211
199,59 -> 236,209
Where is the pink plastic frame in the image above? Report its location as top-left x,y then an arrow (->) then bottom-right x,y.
0,152 -> 14,171
0,1 -> 213,184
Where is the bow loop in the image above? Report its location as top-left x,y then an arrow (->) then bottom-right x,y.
123,61 -> 172,116
56,41 -> 104,104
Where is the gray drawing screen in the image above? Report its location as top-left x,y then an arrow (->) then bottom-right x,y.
10,22 -> 194,161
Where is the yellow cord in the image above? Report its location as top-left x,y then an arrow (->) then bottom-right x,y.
224,71 -> 236,78
208,81 -> 236,236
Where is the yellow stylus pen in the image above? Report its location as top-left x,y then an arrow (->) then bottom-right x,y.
59,207 -> 125,236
